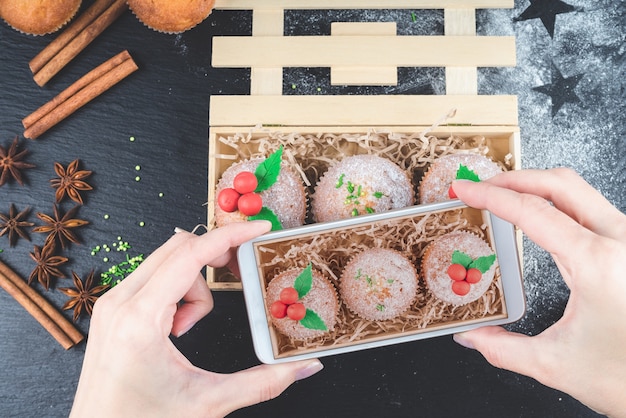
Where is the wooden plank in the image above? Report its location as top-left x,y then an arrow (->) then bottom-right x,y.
212,35 -> 516,68
250,9 -> 284,95
209,95 -> 518,126
331,22 -> 397,86
214,0 -> 514,10
445,8 -> 477,94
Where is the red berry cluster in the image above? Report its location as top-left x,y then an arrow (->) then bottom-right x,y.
447,263 -> 482,296
270,287 -> 306,321
217,171 -> 263,216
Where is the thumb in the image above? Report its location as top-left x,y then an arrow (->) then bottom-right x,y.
215,359 -> 323,415
454,326 -> 545,378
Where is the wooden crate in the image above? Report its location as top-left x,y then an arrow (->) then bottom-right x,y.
208,0 -> 519,290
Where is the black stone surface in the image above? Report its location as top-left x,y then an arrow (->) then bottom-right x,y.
0,1 -> 623,417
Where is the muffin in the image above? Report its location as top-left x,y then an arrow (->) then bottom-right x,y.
312,155 -> 414,223
422,230 -> 498,306
214,148 -> 307,230
127,0 -> 215,33
419,153 -> 502,204
340,248 -> 418,321
266,265 -> 339,340
0,0 -> 81,35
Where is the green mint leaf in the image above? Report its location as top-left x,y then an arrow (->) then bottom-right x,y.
451,250 -> 473,268
254,145 -> 283,192
300,308 -> 327,331
455,164 -> 481,182
469,254 -> 496,273
293,263 -> 313,298
248,207 -> 282,231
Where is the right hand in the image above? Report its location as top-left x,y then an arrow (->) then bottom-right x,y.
451,168 -> 626,417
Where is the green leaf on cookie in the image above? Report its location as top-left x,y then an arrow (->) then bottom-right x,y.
469,254 -> 497,273
248,207 -> 282,231
300,308 -> 327,331
254,145 -> 283,192
293,263 -> 313,299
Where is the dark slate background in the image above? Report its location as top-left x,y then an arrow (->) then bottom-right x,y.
0,1 -> 624,417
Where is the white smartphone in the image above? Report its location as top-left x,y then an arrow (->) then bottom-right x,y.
237,200 -> 525,364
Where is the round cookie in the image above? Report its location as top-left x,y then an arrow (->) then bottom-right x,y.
0,0 -> 81,35
340,248 -> 418,321
312,155 -> 414,223
422,230 -> 498,306
266,266 -> 339,340
127,0 -> 215,33
214,158 -> 307,230
419,153 -> 502,204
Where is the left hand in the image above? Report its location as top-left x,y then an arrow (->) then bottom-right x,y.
70,221 -> 323,418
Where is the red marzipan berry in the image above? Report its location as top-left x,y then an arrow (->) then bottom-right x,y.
238,192 -> 263,216
448,185 -> 457,199
217,188 -> 240,212
270,301 -> 288,319
466,268 -> 482,284
452,280 -> 471,296
233,171 -> 258,194
287,303 -> 306,321
447,264 -> 467,281
279,287 -> 299,305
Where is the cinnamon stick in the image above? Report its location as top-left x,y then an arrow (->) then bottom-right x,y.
23,50 -> 139,139
32,0 -> 128,87
29,0 -> 117,75
0,260 -> 83,349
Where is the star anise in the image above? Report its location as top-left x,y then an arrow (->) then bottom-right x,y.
28,241 -> 68,290
0,136 -> 35,186
50,159 -> 93,205
59,270 -> 109,322
0,203 -> 34,246
32,204 -> 89,249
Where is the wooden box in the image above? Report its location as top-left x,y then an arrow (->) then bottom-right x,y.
208,0 -> 519,290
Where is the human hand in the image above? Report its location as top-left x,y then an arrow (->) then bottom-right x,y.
451,168 -> 626,417
70,221 -> 323,418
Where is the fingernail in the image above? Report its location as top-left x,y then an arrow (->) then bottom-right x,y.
174,227 -> 186,234
453,332 -> 475,350
174,322 -> 194,338
295,359 -> 324,381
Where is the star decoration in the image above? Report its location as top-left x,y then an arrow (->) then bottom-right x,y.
28,242 -> 68,290
50,159 -> 93,205
0,136 -> 35,186
59,270 -> 109,322
514,0 -> 577,38
0,203 -> 34,247
32,204 -> 89,249
533,64 -> 584,117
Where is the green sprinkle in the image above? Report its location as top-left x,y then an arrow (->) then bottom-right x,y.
351,208 -> 358,217
129,136 -> 135,142
316,87 -> 321,92
373,191 -> 384,199
104,214 -> 109,220
139,221 -> 145,227
135,176 -> 141,182
376,304 -> 385,312
347,181 -> 354,193
365,207 -> 375,214
135,165 -> 141,171
105,247 -> 111,252
103,257 -> 109,262
291,83 -> 296,89
158,192 -> 164,198
335,174 -> 345,188
90,251 -> 96,256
